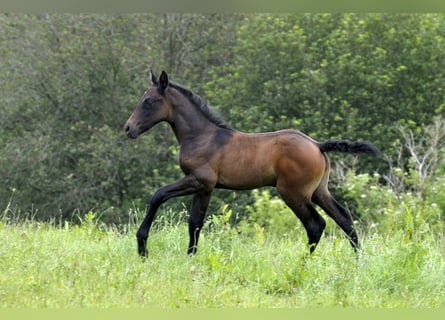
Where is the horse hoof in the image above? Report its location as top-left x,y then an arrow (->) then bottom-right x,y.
138,248 -> 149,258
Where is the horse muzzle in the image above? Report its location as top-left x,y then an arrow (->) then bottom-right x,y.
124,122 -> 140,139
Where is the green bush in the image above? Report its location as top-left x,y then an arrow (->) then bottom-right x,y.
236,189 -> 302,237
2,13 -> 445,223
340,170 -> 444,237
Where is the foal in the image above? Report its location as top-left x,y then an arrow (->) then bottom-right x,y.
124,71 -> 379,257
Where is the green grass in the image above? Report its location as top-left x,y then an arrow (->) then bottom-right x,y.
0,215 -> 444,308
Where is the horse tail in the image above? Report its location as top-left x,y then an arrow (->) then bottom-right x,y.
317,140 -> 379,156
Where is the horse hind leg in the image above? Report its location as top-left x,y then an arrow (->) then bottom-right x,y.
303,204 -> 327,253
312,187 -> 359,251
279,190 -> 326,253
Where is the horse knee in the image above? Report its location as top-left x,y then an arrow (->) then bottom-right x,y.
148,190 -> 164,209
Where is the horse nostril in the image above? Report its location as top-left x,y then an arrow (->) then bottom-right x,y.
125,123 -> 138,139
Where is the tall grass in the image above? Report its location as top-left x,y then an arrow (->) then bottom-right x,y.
0,209 -> 444,308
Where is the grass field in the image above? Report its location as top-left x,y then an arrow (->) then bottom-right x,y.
0,211 -> 444,308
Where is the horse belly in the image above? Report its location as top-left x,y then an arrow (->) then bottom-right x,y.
216,153 -> 277,190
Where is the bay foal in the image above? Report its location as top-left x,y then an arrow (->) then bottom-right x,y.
124,71 -> 379,257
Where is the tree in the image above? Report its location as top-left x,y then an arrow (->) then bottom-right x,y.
205,13 -> 445,173
1,13 -> 445,223
0,13 -> 241,221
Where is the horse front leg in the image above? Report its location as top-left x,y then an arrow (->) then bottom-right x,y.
136,175 -> 205,257
187,191 -> 213,255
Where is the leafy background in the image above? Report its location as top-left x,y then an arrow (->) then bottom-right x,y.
1,13 -> 444,227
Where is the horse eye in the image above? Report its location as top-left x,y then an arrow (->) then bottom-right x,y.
144,97 -> 159,106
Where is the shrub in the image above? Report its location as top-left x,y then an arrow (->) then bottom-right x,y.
237,189 -> 302,237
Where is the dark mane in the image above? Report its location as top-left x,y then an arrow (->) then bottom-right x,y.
169,82 -> 230,129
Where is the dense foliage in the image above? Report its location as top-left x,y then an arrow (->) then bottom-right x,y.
1,13 -> 444,225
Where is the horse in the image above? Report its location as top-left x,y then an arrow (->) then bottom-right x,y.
124,70 -> 379,257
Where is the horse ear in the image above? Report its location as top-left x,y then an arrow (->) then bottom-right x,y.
158,70 -> 169,94
150,70 -> 158,85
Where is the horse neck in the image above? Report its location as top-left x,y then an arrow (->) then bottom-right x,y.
168,102 -> 218,146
